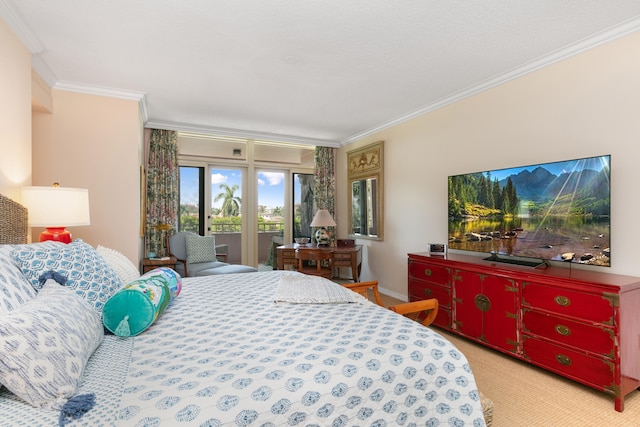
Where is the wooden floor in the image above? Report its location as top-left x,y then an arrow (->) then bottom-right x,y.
379,293 -> 404,307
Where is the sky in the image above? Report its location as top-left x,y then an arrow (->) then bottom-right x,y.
179,167 -> 292,209
480,154 -> 610,181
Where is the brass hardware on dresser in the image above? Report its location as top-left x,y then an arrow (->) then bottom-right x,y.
408,252 -> 640,412
556,354 -> 572,366
474,294 -> 491,312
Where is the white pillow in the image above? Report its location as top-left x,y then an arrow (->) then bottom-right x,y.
97,245 -> 140,284
0,280 -> 104,409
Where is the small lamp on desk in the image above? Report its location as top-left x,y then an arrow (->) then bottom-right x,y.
310,209 -> 336,247
21,183 -> 90,243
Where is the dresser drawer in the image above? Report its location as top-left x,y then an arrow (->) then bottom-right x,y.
409,280 -> 451,309
522,309 -> 614,358
522,282 -> 615,325
408,261 -> 450,286
523,336 -> 614,392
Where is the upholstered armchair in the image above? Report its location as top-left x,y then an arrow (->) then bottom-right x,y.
168,232 -> 229,277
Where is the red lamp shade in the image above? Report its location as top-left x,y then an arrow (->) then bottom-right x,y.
21,185 -> 91,243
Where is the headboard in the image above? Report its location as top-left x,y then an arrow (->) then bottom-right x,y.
0,193 -> 28,244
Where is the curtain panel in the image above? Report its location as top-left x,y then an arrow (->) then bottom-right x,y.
145,129 -> 179,257
313,146 -> 336,215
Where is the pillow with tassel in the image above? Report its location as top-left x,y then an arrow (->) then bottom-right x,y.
0,278 -> 103,410
102,267 -> 182,337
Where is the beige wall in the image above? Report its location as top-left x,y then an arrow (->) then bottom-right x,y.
338,32 -> 640,300
0,18 -> 32,200
32,90 -> 143,264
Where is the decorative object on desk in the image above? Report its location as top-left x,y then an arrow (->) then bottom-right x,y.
310,209 -> 336,246
428,243 -> 447,256
294,237 -> 310,246
21,183 -> 90,243
337,238 -> 355,248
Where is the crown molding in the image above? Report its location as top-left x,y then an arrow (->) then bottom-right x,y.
53,81 -> 148,122
144,120 -> 340,147
0,0 -> 44,53
54,81 -> 146,101
341,16 -> 640,146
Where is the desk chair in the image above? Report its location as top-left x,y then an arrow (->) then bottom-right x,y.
296,248 -> 333,279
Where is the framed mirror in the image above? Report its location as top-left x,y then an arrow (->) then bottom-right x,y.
347,141 -> 384,241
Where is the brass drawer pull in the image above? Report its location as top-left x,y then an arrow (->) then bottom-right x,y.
556,354 -> 572,366
554,296 -> 571,307
424,288 -> 433,297
555,325 -> 571,336
424,269 -> 432,277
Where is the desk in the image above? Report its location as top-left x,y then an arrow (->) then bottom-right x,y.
277,243 -> 363,282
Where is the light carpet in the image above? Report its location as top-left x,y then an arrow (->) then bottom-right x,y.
437,329 -> 640,426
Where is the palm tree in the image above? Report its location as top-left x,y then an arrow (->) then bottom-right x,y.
214,183 -> 241,217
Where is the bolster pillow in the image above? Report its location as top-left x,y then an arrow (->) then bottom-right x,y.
102,267 -> 182,337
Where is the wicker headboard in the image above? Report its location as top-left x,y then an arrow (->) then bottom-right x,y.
0,193 -> 28,244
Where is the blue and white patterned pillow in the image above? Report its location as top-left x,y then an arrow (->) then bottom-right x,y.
10,240 -> 123,315
0,280 -> 104,409
0,241 -> 65,314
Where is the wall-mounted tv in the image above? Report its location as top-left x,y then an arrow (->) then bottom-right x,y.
448,155 -> 611,267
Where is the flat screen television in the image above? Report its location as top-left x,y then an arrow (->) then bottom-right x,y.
448,154 -> 611,267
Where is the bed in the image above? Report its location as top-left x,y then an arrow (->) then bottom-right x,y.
0,197 -> 486,426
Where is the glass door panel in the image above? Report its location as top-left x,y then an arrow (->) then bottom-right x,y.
258,170 -> 285,269
179,166 -> 203,234
294,173 -> 314,240
211,167 -> 243,264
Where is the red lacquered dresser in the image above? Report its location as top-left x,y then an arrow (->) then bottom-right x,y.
408,252 -> 640,412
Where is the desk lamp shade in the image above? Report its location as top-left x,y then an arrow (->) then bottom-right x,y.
310,209 -> 336,246
21,185 -> 90,243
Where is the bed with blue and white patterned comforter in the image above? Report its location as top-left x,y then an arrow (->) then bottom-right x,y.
0,271 -> 485,426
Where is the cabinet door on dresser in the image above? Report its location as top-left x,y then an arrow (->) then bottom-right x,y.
452,269 -> 519,354
408,258 -> 452,328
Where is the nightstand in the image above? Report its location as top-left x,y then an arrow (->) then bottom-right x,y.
142,256 -> 177,274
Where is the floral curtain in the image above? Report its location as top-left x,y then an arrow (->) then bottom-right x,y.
313,146 -> 335,215
145,129 -> 179,257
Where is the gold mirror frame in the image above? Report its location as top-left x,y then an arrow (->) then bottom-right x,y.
347,141 -> 384,241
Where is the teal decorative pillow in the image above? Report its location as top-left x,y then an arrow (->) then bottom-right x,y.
0,280 -> 103,409
185,234 -> 217,263
10,240 -> 123,315
102,267 -> 182,337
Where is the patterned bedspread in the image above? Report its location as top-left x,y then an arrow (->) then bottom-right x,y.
0,271 -> 485,426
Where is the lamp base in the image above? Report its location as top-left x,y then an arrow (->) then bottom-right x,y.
315,228 -> 331,246
40,227 -> 72,244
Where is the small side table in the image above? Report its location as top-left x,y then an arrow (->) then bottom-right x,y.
142,256 -> 177,274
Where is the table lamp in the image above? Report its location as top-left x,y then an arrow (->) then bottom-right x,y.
21,184 -> 91,243
310,209 -> 336,246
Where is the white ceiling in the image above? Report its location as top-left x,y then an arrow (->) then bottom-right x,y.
2,1 -> 640,146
